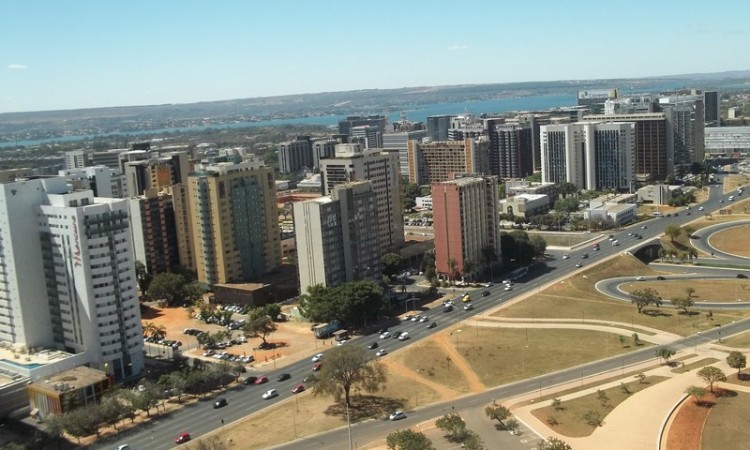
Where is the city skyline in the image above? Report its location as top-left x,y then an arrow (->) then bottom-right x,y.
1,0 -> 748,113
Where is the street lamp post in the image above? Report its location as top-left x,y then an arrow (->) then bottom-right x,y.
346,401 -> 353,450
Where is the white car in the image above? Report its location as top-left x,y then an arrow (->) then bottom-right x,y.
562,254 -> 570,259
398,332 -> 410,341
698,206 -> 704,211
312,353 -> 324,362
337,339 -> 348,346
262,389 -> 278,400
376,349 -> 388,357
379,331 -> 391,339
389,411 -> 407,421
636,276 -> 645,281
463,303 -> 474,311
419,315 -> 429,323
504,286 -> 512,291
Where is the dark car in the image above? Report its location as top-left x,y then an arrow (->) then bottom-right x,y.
213,398 -> 228,409
277,373 -> 291,382
738,274 -> 748,279
367,342 -> 379,349
482,291 -> 490,297
656,276 -> 666,281
243,376 -> 258,385
581,253 -> 589,259
258,342 -> 273,350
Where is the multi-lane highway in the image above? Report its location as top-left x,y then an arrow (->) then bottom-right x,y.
97,180 -> 750,450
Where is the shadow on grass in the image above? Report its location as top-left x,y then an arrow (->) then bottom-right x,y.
323,395 -> 406,422
643,309 -> 673,317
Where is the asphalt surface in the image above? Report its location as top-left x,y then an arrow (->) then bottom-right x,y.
97,179 -> 750,450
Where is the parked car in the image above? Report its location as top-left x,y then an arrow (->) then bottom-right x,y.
213,398 -> 228,409
291,384 -> 305,394
175,432 -> 191,444
389,411 -> 407,421
262,389 -> 278,399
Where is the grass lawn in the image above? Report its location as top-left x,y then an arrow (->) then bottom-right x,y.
711,225 -> 750,258
391,340 -> 473,394
720,330 -> 750,348
530,376 -> 667,437
493,254 -> 750,336
534,232 -> 594,248
620,279 -> 750,303
670,358 -> 720,374
701,390 -> 750,450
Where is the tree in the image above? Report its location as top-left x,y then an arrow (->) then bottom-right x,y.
134,260 -> 152,293
529,235 -> 547,258
386,429 -> 436,450
435,413 -> 468,442
582,410 -> 602,427
671,295 -> 694,314
537,437 -> 573,450
554,197 -> 579,214
243,316 -> 277,345
300,280 -> 385,328
382,253 -> 404,281
656,348 -> 676,365
630,288 -> 662,314
98,390 -> 126,432
551,398 -> 564,411
685,287 -> 696,298
484,404 -> 512,429
558,182 -> 579,198
696,366 -> 727,393
664,224 -> 682,242
727,351 -> 747,376
146,272 -> 188,306
312,345 -> 386,407
125,382 -> 162,417
684,225 -> 696,237
685,386 -> 708,405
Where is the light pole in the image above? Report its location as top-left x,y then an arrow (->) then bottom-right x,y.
346,401 -> 353,450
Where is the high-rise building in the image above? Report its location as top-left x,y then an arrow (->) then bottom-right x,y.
448,114 -> 484,141
432,175 -> 499,281
278,136 -> 313,174
659,95 -> 705,172
338,115 -> 387,137
60,166 -> 125,198
582,113 -> 668,181
488,123 -> 533,179
183,157 -> 280,285
427,115 -> 454,141
311,138 -> 337,171
294,181 -> 380,294
382,130 -> 428,177
704,91 -> 720,127
64,149 -> 87,170
350,125 -> 382,149
124,152 -> 191,198
170,183 -> 195,273
319,144 -> 403,252
128,188 -> 179,275
408,138 -> 490,185
0,177 -> 143,380
540,122 -> 635,191
577,89 -> 618,114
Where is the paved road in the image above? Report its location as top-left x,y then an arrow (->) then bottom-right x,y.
96,179 -> 750,450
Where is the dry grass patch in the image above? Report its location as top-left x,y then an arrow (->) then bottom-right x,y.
711,225 -> 750,257
454,328 -> 644,387
701,390 -> 750,450
493,254 -> 750,336
670,358 -> 720,374
531,376 -> 667,438
620,280 -> 750,303
393,340 -> 472,394
720,330 -> 750,348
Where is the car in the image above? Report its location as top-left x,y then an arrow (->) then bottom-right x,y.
427,322 -> 437,329
719,199 -> 724,203
410,315 -> 420,322
337,339 -> 348,346
562,254 -> 570,259
419,315 -> 429,322
291,384 -> 305,394
243,376 -> 258,385
443,304 -> 454,312
642,225 -> 647,229
504,286 -> 512,291
277,373 -> 291,382
575,263 -> 582,268
379,331 -> 391,339
303,375 -> 317,384
738,274 -> 749,279
656,276 -> 666,280
404,314 -> 415,321
398,332 -> 410,341
262,389 -> 278,399
255,376 -> 269,385
213,398 -> 228,409
482,290 -> 490,297
635,276 -> 645,281
636,235 -> 643,239
581,253 -> 589,259
312,363 -> 322,371
389,411 -> 407,421
175,432 -> 191,444
116,445 -> 131,450
461,294 -> 471,303
367,342 -> 379,349
612,241 -> 619,246
698,206 -> 704,211
464,303 -> 474,311
376,349 -> 388,357
312,353 -> 324,362
258,341 -> 273,350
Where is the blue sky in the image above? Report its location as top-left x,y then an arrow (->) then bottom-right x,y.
1,0 -> 747,113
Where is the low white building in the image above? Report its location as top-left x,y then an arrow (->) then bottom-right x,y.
499,193 -> 550,218
584,202 -> 637,226
415,195 -> 432,210
637,184 -> 683,205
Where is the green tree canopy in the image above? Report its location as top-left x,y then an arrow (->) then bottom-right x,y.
630,288 -> 662,314
484,404 -> 512,429
685,385 -> 707,404
727,351 -> 747,376
242,315 -> 278,344
300,280 -> 384,328
655,347 -> 676,365
312,344 -> 386,407
386,429 -> 436,450
554,197 -> 579,213
382,253 -> 405,280
664,224 -> 682,241
435,413 -> 468,442
537,437 -> 573,450
696,366 -> 727,392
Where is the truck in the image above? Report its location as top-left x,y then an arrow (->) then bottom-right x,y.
313,320 -> 343,339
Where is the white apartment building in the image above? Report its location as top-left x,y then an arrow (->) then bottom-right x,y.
59,165 -> 125,198
0,177 -> 143,380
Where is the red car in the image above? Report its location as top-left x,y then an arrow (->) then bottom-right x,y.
312,363 -> 322,371
255,376 -> 269,385
175,432 -> 191,444
291,384 -> 305,394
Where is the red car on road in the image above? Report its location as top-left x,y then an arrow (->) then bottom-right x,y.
312,363 -> 322,371
292,384 -> 305,394
255,376 -> 269,385
175,432 -> 191,444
